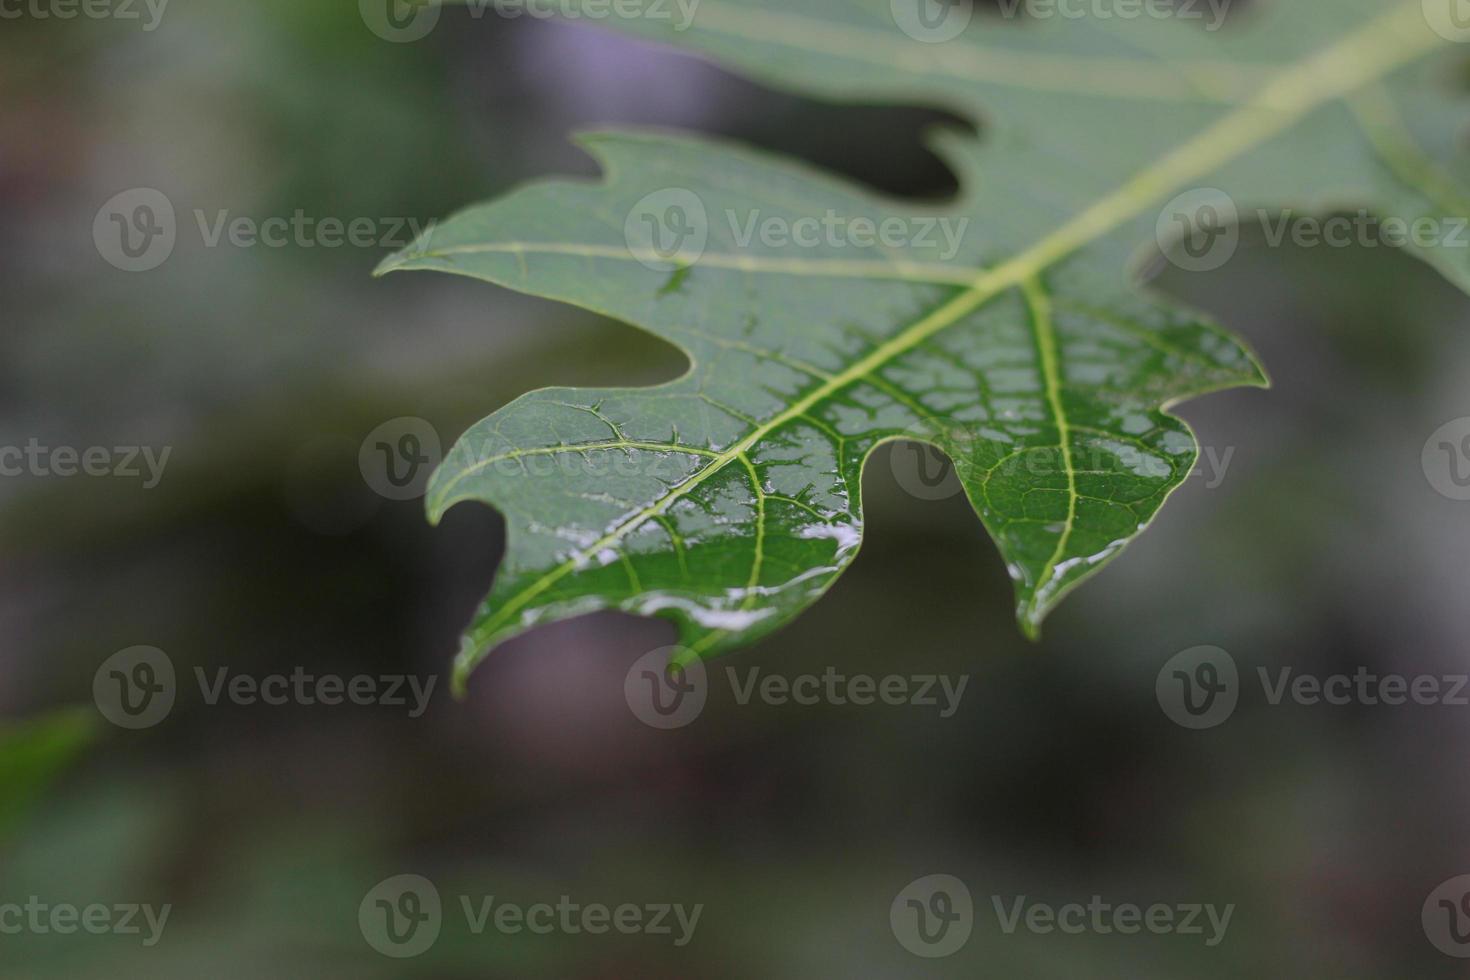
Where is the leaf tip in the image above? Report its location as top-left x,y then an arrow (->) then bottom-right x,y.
372,252 -> 407,278
1248,358 -> 1273,390
451,635 -> 484,700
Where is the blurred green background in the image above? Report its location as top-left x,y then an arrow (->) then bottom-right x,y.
3,1 -> 1470,976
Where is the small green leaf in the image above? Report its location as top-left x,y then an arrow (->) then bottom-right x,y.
0,709 -> 95,840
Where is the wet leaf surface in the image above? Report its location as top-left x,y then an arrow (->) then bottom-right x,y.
381,0 -> 1470,688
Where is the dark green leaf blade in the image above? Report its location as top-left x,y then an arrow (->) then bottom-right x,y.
381,0 -> 1467,689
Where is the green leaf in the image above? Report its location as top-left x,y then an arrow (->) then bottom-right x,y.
380,0 -> 1469,690
0,709 -> 95,840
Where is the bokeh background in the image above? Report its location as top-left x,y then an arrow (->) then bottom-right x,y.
4,1 -> 1470,976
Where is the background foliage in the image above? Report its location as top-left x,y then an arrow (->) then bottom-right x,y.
3,1 -> 1470,976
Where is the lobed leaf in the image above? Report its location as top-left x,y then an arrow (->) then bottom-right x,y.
380,0 -> 1470,690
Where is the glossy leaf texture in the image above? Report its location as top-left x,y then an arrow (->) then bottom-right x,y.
379,0 -> 1470,690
